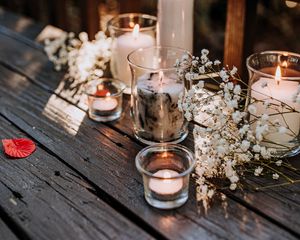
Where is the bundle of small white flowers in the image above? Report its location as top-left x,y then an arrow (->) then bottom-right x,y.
176,49 -> 300,211
44,31 -> 112,84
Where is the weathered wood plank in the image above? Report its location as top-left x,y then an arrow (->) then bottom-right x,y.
0,218 -> 18,240
0,60 -> 297,239
0,25 -> 299,238
0,7 -> 45,40
0,116 -> 152,240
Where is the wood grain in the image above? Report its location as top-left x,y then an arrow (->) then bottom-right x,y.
0,115 -> 152,240
0,59 -> 297,239
0,218 -> 18,240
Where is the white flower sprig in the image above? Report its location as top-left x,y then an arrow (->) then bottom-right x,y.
44,31 -> 112,83
176,49 -> 300,212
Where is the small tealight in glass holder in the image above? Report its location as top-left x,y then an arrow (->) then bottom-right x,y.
85,78 -> 125,122
135,144 -> 195,209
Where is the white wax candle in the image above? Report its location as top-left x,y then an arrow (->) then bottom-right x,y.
111,25 -> 155,92
92,98 -> 118,111
251,77 -> 300,146
136,72 -> 185,141
149,169 -> 183,195
157,0 -> 194,53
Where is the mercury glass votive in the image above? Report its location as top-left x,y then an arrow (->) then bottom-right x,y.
246,51 -> 300,157
128,46 -> 191,145
107,13 -> 157,93
135,144 -> 195,209
85,78 -> 125,122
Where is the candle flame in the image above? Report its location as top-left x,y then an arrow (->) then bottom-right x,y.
282,60 -> 288,68
97,85 -> 104,91
275,65 -> 281,85
132,24 -> 140,39
106,92 -> 111,97
161,152 -> 168,158
129,21 -> 135,28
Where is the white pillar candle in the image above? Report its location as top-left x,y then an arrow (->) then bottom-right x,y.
251,66 -> 300,148
92,97 -> 118,111
111,24 -> 155,92
149,169 -> 183,195
136,72 -> 185,142
157,0 -> 194,53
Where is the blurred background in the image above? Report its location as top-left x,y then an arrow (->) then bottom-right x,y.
0,0 -> 299,66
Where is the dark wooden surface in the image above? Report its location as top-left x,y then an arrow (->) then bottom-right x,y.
0,11 -> 300,240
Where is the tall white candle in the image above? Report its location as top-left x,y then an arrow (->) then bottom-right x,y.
251,67 -> 300,148
111,24 -> 155,93
157,0 -> 194,53
135,72 -> 185,142
149,169 -> 183,195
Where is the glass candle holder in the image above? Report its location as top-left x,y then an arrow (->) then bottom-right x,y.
107,13 -> 157,94
85,78 -> 125,122
135,144 -> 195,209
246,51 -> 300,157
128,46 -> 191,145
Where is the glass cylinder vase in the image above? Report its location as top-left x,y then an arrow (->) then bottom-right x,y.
246,51 -> 300,157
107,13 -> 157,94
128,46 -> 191,145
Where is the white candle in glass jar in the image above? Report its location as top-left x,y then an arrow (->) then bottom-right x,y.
136,71 -> 185,141
149,169 -> 183,195
250,66 -> 300,146
113,24 -> 155,91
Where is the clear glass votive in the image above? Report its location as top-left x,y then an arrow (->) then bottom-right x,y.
128,46 -> 192,145
135,144 -> 195,209
85,78 -> 125,122
246,51 -> 300,157
107,13 -> 157,93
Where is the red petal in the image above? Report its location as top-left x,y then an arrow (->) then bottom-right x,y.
2,138 -> 36,158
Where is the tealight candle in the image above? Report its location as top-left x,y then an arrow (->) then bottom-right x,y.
135,144 -> 195,210
85,78 -> 125,122
149,169 -> 183,195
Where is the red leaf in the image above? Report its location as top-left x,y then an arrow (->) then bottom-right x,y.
2,138 -> 36,158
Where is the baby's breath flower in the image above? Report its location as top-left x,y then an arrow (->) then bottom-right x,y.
229,183 -> 237,190
272,173 -> 279,180
214,60 -> 221,65
254,167 -> 263,176
275,160 -> 282,166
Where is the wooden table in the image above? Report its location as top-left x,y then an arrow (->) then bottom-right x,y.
0,15 -> 300,240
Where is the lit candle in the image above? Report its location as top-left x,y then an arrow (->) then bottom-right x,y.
111,24 -> 155,92
92,93 -> 118,112
135,71 -> 185,142
92,85 -> 118,111
149,169 -> 183,195
251,66 -> 300,146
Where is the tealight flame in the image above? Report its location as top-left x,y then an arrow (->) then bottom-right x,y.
129,21 -> 135,28
163,171 -> 172,179
282,60 -> 288,68
275,65 -> 281,85
161,152 -> 168,158
132,24 -> 140,39
97,85 -> 104,91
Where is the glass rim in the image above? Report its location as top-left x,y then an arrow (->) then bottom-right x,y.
107,13 -> 157,32
84,78 -> 126,98
127,46 -> 192,71
246,50 -> 300,81
135,143 -> 196,179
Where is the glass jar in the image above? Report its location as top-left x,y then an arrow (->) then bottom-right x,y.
135,144 -> 195,209
128,46 -> 191,145
246,51 -> 300,157
107,13 -> 157,94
